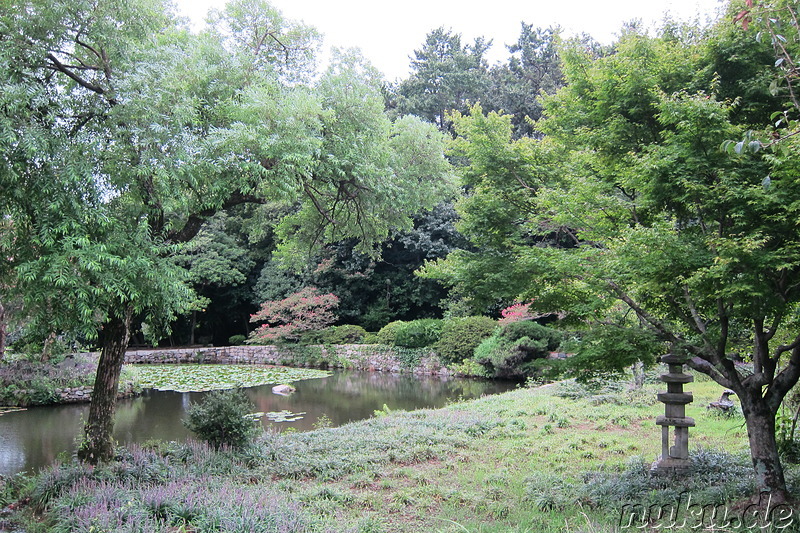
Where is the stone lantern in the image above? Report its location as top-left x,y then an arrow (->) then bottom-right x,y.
653,353 -> 695,473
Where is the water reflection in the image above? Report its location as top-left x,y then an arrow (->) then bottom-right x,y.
0,370 -> 516,476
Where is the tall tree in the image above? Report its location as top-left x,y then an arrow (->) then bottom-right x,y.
396,27 -> 491,131
173,213 -> 255,345
486,24 -> 565,138
427,16 -> 800,500
0,0 -> 451,463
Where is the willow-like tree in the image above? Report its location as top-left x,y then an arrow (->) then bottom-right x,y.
0,0 -> 451,463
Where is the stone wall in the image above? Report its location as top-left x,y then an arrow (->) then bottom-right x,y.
53,382 -> 139,404
8,381 -> 139,406
122,345 -> 450,376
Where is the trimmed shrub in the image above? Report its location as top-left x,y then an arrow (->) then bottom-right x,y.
434,316 -> 497,365
474,320 -> 563,379
183,389 -> 260,449
393,319 -> 443,349
375,320 -> 407,346
301,325 -> 368,345
228,334 -> 247,346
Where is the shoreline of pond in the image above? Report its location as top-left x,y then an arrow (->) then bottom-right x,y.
0,344 -> 490,408
0,370 -> 519,477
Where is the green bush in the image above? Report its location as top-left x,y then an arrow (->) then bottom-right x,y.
301,325 -> 368,345
434,316 -> 497,364
183,389 -> 260,449
361,332 -> 379,344
375,320 -> 407,346
392,319 -> 443,349
228,334 -> 247,345
474,320 -> 563,379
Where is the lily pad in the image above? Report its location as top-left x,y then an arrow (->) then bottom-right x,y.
131,364 -> 330,393
267,410 -> 306,422
248,410 -> 306,423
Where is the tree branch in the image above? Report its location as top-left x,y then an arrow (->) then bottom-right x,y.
683,285 -> 707,334
45,53 -> 117,105
165,192 -> 266,243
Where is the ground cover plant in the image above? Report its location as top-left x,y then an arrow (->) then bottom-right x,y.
6,371 -> 794,532
131,364 -> 331,392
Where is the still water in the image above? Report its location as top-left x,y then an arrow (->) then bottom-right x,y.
0,371 -> 516,477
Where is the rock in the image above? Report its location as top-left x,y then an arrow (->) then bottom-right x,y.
708,389 -> 736,412
272,384 -> 295,396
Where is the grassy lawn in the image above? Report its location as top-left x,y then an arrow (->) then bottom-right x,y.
4,372 -> 796,533
292,376 -> 756,532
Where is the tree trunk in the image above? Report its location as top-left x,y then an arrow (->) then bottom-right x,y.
0,300 -> 5,362
77,307 -> 133,465
740,392 -> 789,502
631,360 -> 645,389
190,309 -> 197,346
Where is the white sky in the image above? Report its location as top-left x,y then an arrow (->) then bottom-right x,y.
174,0 -> 726,81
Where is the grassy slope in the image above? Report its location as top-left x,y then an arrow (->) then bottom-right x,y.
298,377 -> 754,532
10,373 -> 793,533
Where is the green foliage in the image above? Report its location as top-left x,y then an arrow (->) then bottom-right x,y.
1,0 -> 453,461
300,324 -> 368,345
134,364 -> 329,393
375,321 -> 406,346
396,27 -> 491,130
391,347 -> 428,370
392,319 -> 443,349
485,25 -> 567,138
429,14 -> 800,495
474,320 -> 563,379
564,324 -> 664,382
183,389 -> 260,449
434,316 -> 497,364
228,334 -> 247,346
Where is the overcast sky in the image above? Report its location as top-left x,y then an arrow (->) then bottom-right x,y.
174,0 -> 726,81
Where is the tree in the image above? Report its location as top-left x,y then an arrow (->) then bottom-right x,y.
485,24 -> 566,138
0,0 -> 451,463
428,16 -> 800,500
173,213 -> 255,345
249,287 -> 338,343
395,27 -> 491,131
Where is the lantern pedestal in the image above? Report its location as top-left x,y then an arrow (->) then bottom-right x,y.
652,354 -> 694,474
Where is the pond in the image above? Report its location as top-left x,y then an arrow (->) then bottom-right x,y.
0,370 -> 517,477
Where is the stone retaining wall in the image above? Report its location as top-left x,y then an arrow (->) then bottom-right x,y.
122,344 -> 450,375
53,382 -> 139,404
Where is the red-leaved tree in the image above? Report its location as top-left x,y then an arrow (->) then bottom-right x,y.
249,288 -> 339,343
498,302 -> 535,326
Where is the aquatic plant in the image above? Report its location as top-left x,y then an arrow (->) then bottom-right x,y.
133,364 -> 330,393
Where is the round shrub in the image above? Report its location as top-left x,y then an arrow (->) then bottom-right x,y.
434,316 -> 497,364
475,320 -> 563,379
183,389 -> 260,449
393,319 -> 443,348
317,325 -> 368,344
228,334 -> 247,346
375,320 -> 407,346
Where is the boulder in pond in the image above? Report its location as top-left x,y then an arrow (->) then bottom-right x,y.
272,384 -> 296,396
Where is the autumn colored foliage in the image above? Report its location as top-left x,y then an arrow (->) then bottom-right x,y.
249,288 -> 339,343
498,302 -> 535,326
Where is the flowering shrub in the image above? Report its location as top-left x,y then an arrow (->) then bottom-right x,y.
248,288 -> 339,344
